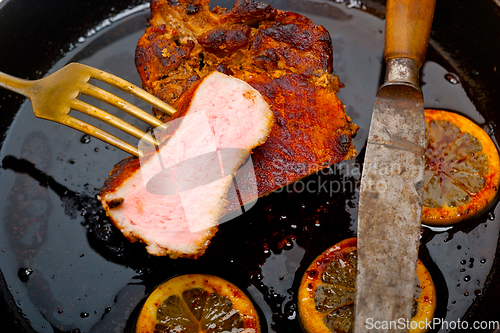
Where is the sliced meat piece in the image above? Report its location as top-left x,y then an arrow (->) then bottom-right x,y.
98,72 -> 273,258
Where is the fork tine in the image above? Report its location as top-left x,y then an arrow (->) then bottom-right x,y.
60,115 -> 142,157
71,99 -> 160,147
81,83 -> 165,128
81,64 -> 177,116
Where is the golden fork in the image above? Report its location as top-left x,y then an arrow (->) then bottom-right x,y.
0,62 -> 176,157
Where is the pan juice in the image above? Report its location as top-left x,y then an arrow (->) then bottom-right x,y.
0,1 -> 498,332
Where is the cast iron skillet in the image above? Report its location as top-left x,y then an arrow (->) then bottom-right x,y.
1,0 -> 500,332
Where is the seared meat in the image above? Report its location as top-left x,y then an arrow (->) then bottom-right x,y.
135,0 -> 358,198
98,72 -> 273,258
100,0 -> 358,258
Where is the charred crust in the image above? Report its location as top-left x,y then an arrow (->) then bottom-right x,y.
197,25 -> 251,57
329,133 -> 352,157
255,49 -> 279,70
100,156 -> 141,197
107,198 -> 124,209
216,63 -> 234,76
250,14 -> 332,74
221,0 -> 277,24
154,40 -> 193,69
260,23 -> 316,51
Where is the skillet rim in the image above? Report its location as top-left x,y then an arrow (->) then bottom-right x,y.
0,0 -> 500,332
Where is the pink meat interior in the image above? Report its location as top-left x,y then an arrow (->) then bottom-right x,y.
100,72 -> 273,256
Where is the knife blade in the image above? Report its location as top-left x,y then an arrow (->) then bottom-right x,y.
354,1 -> 436,332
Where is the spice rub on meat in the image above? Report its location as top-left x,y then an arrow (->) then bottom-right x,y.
135,0 -> 358,198
100,0 -> 358,258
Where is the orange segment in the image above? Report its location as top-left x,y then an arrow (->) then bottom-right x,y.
136,274 -> 260,333
298,238 -> 436,333
423,109 -> 500,225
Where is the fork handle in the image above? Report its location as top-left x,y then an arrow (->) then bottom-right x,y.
0,71 -> 35,98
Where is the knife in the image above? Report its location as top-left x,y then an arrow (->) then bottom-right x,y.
354,0 -> 436,332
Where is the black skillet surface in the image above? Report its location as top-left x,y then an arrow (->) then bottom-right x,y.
1,0 -> 500,332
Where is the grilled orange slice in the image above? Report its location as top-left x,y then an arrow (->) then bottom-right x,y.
423,109 -> 500,225
297,238 -> 436,333
136,274 -> 260,333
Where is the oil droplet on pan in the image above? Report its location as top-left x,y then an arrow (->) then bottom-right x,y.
18,268 -> 33,282
80,134 -> 91,144
444,73 -> 459,84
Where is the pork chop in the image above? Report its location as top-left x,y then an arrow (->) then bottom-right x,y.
100,0 -> 358,259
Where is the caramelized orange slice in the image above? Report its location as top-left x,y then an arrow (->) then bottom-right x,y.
136,274 -> 260,333
297,238 -> 436,333
423,109 -> 500,225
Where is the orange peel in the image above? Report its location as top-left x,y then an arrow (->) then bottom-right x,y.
136,274 -> 260,333
423,109 -> 500,225
298,238 -> 436,333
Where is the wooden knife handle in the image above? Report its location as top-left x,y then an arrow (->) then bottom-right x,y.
384,0 -> 436,67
